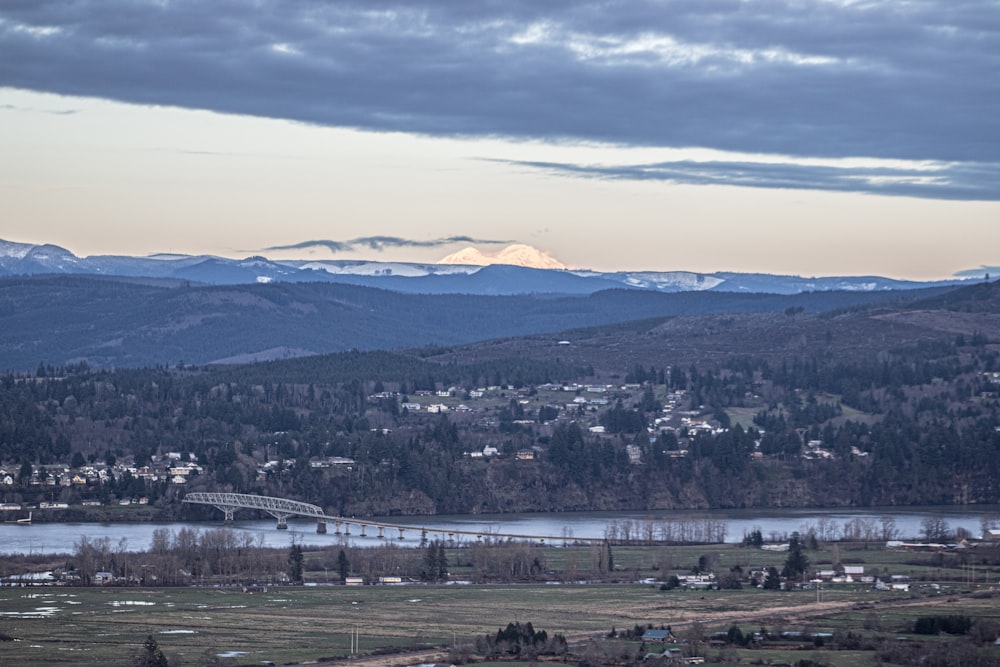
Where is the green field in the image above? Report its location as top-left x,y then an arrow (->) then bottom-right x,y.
3,542 -> 1000,666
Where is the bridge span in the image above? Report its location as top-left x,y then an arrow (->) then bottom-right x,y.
182,492 -> 603,545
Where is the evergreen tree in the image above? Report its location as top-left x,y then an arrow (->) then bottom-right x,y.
437,542 -> 448,580
424,540 -> 442,580
337,549 -> 350,581
131,635 -> 169,667
782,532 -> 809,580
287,544 -> 304,583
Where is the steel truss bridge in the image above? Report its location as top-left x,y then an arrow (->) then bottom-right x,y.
182,492 -> 602,545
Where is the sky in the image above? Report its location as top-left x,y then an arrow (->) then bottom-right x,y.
1,0 -> 998,280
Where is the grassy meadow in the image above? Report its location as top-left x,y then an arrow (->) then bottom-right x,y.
2,542 -> 1000,666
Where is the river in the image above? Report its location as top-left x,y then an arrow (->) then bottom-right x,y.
2,505 -> 998,555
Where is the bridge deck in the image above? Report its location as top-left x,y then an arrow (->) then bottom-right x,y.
183,492 -> 603,544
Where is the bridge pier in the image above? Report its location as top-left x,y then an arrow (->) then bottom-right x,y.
182,493 -> 327,535
184,492 -> 607,548
212,505 -> 236,521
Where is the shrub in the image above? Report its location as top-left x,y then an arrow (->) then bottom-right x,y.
913,615 -> 972,635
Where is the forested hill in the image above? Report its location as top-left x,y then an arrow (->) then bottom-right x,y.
0,274 -> 953,371
420,278 -> 1000,374
1,279 -> 998,517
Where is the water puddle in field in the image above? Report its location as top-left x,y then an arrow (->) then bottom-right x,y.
0,606 -> 61,617
216,651 -> 248,658
108,600 -> 156,607
160,630 -> 196,634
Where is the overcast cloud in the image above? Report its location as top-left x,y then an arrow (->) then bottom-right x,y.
500,158 -> 1000,201
266,236 -> 513,253
1,0 -> 997,199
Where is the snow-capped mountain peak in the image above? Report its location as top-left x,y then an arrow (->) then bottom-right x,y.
0,239 -> 39,259
0,237 -> 974,295
438,244 -> 567,270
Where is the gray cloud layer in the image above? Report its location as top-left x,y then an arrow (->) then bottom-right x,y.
2,1 -> 997,198
266,236 -> 512,253
499,158 -> 1000,201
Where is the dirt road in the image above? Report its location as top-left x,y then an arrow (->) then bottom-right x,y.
308,591 -> 982,667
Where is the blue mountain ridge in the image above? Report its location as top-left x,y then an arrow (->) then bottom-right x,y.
0,238 -> 972,295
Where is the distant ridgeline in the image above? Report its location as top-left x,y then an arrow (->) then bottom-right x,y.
0,271 -> 964,371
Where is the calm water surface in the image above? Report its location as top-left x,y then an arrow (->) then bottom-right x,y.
2,505 -> 998,555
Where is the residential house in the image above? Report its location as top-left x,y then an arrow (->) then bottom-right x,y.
641,628 -> 677,643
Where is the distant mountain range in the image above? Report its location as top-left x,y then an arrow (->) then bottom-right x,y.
0,239 -> 974,296
0,271 -> 961,371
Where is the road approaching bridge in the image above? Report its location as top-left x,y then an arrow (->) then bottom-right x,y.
182,492 -> 603,544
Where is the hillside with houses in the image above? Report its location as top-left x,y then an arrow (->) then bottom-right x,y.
0,278 -> 998,519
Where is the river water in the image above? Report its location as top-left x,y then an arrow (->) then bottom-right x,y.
2,505 -> 998,555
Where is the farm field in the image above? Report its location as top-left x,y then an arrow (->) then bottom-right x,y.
2,542 -> 1000,666
1,581 -> 998,665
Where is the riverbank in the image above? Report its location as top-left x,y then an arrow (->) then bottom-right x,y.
2,504 -> 167,524
3,504 -> 998,556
